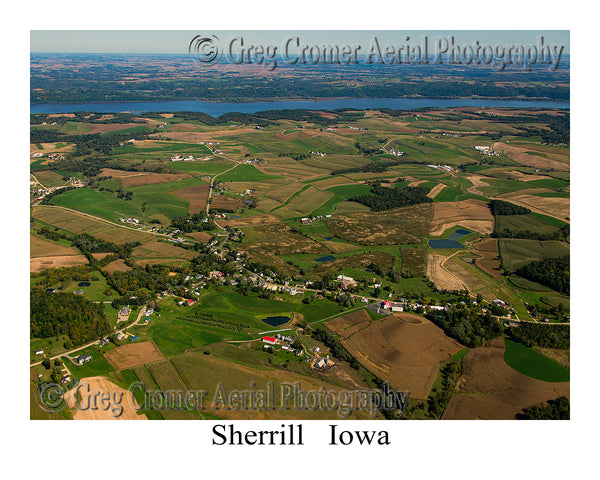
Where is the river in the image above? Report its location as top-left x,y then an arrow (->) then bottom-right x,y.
30,98 -> 569,116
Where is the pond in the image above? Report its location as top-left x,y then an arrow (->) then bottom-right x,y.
428,239 -> 465,249
316,255 -> 336,262
448,229 -> 472,241
262,316 -> 291,327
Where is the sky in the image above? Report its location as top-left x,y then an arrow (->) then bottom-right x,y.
30,30 -> 570,54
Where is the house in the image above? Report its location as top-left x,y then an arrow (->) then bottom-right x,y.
73,290 -> 84,295
120,306 -> 131,316
145,308 -> 154,315
77,354 -> 92,365
262,336 -> 277,345
315,358 -> 327,369
116,333 -> 125,340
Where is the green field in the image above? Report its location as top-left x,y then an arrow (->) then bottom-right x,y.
499,239 -> 569,272
51,186 -> 190,222
495,214 -> 561,235
217,164 -> 283,182
504,339 -> 569,382
170,159 -> 234,174
508,275 -> 554,292
325,183 -> 373,199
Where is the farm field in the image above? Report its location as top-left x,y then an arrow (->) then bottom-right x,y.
104,342 -> 166,370
443,338 -> 569,419
30,106 -> 571,421
131,241 -> 198,260
64,376 -> 147,420
169,349 -> 375,420
495,214 -> 561,235
32,206 -> 154,244
325,204 -> 431,245
430,199 -> 494,236
332,312 -> 463,399
503,339 -> 569,382
498,239 -> 569,272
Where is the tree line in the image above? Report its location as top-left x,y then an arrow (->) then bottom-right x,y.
517,396 -> 569,420
489,200 -> 531,216
425,303 -> 504,348
505,322 -> 569,349
515,256 -> 570,295
492,224 -> 569,242
349,184 -> 431,211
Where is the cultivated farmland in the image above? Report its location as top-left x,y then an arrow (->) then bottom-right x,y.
334,312 -> 463,399
325,204 -> 431,246
443,338 -> 569,419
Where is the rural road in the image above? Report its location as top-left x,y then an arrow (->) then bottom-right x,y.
30,173 -> 50,193
204,148 -> 241,217
32,204 -> 172,238
30,307 -> 147,368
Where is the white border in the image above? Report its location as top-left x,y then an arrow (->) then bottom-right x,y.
5,1 -> 597,478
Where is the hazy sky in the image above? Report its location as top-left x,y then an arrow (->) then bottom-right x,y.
31,30 -> 569,54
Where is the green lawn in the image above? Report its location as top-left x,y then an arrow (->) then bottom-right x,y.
504,339 -> 569,382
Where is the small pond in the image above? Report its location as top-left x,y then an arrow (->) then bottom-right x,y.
428,239 -> 465,249
262,315 -> 291,327
316,255 -> 336,262
448,229 -> 472,241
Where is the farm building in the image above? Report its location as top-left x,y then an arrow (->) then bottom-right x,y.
314,358 -> 327,369
73,290 -> 84,295
130,335 -> 139,341
145,308 -> 154,315
429,305 -> 445,311
77,354 -> 92,365
35,350 -> 44,355
262,336 -> 277,345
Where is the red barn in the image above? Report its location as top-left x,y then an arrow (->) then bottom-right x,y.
262,336 -> 277,345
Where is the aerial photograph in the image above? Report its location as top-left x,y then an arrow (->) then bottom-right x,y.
29,30 -> 570,421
